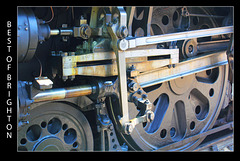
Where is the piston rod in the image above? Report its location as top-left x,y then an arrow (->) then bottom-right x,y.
33,84 -> 96,103
50,29 -> 73,36
50,25 -> 91,39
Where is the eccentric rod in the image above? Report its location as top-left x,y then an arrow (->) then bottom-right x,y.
33,85 -> 95,103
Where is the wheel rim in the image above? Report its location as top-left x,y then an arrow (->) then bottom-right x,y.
151,7 -> 217,34
18,102 -> 93,151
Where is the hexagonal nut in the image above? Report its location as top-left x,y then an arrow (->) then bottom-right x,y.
124,123 -> 134,135
146,110 -> 155,122
117,26 -> 128,39
142,94 -> 148,99
81,25 -> 91,39
120,26 -> 128,38
128,82 -> 138,92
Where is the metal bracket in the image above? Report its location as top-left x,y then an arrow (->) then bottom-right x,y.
124,79 -> 155,134
122,110 -> 154,135
106,7 -> 156,135
105,7 -> 130,134
96,101 -> 126,151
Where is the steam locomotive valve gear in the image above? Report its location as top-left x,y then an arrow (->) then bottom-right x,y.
17,6 -> 233,151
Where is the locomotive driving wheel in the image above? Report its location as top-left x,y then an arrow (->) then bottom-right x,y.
18,102 -> 93,151
108,66 -> 228,151
107,7 -> 229,151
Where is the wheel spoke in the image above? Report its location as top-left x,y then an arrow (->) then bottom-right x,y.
134,66 -> 226,150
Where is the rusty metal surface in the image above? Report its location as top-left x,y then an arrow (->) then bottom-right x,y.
60,48 -> 179,77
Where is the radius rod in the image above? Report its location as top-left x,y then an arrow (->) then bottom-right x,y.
126,26 -> 233,50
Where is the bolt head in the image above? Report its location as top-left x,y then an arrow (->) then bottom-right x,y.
146,111 -> 155,122
129,82 -> 138,92
84,26 -> 91,37
102,116 -> 110,124
124,123 -> 134,135
121,27 -> 128,38
118,26 -> 128,39
142,94 -> 148,99
127,124 -> 133,133
137,89 -> 142,95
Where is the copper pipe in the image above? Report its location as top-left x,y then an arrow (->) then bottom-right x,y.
33,85 -> 95,103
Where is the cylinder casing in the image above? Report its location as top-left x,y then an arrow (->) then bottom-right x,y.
18,8 -> 39,62
18,8 -> 50,63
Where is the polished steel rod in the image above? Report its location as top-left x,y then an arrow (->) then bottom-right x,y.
33,85 -> 95,103
128,26 -> 233,49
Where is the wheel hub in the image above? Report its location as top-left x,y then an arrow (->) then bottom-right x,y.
169,74 -> 195,95
34,136 -> 64,151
